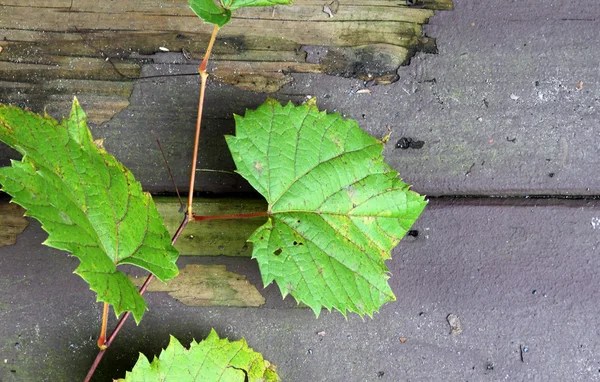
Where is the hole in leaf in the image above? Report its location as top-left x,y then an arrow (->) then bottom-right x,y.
273,248 -> 282,256
293,241 -> 298,246
297,220 -> 301,223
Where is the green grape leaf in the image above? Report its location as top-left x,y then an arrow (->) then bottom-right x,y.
120,329 -> 279,382
226,98 -> 427,317
188,0 -> 232,27
0,98 -> 179,323
188,0 -> 292,27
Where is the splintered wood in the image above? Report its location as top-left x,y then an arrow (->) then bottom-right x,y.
0,0 -> 451,121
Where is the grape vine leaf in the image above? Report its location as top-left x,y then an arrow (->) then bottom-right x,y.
119,329 -> 279,382
188,0 -> 293,27
226,98 -> 427,317
0,98 -> 179,323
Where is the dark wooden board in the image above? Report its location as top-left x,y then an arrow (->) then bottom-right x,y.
2,0 -> 599,197
1,198 -> 600,380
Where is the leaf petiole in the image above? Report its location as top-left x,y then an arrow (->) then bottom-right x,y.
97,302 -> 109,350
84,214 -> 190,382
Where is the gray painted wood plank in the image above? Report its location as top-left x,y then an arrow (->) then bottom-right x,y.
1,0 -> 599,196
1,198 -> 599,379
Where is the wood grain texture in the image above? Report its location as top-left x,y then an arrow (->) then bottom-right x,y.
155,196 -> 266,257
129,264 -> 265,307
0,0 -> 451,122
0,202 -> 28,247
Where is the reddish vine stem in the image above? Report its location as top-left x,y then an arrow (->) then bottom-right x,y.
186,24 -> 220,219
83,215 -> 189,382
85,21 -> 227,382
96,303 -> 109,350
193,211 -> 267,221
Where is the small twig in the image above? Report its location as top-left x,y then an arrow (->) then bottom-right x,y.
152,130 -> 184,211
465,162 -> 475,177
196,168 -> 236,175
73,27 -> 136,80
519,345 -> 524,363
83,215 -> 189,382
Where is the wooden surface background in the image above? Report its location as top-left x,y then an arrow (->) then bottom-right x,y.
2,0 -> 597,197
2,1 -> 600,380
0,0 -> 450,122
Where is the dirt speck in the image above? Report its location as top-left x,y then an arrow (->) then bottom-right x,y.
447,313 -> 463,336
395,137 -> 425,150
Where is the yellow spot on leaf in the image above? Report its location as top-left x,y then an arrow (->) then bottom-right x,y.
254,161 -> 263,174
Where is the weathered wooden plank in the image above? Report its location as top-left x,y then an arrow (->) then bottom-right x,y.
1,10 -> 424,48
234,5 -> 435,22
4,197 -> 600,381
155,197 -> 266,257
129,264 -> 265,307
0,79 -> 133,125
0,201 -> 29,248
0,0 -> 451,15
0,0 -> 449,126
0,58 -> 140,82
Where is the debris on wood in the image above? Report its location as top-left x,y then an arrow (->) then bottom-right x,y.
447,313 -> 463,336
323,0 -> 339,18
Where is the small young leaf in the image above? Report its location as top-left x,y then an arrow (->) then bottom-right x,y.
226,98 -> 427,317
188,0 -> 292,27
188,0 -> 232,27
0,98 -> 179,323
120,329 -> 279,381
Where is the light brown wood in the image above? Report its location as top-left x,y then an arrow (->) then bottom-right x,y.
155,197 -> 266,257
0,202 -> 29,248
0,0 -> 451,122
129,264 -> 265,307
